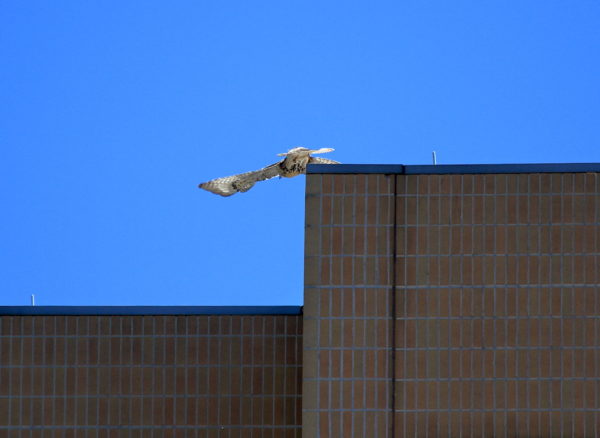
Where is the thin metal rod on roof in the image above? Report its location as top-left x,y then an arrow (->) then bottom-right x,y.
432,151 -> 437,165
31,295 -> 35,306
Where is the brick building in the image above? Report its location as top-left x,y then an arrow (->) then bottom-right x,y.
0,307 -> 303,437
2,163 -> 600,437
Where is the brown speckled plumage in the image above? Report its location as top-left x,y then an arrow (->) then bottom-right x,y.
199,147 -> 339,196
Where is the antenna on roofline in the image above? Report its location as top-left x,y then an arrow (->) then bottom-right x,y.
432,151 -> 437,165
31,294 -> 35,306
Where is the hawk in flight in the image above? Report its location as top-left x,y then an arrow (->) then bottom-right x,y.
199,147 -> 339,196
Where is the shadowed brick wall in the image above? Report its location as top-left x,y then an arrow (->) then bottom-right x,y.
304,174 -> 395,437
303,171 -> 600,437
0,314 -> 302,437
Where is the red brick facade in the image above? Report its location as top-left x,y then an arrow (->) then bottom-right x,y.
2,167 -> 600,437
0,315 -> 302,437
303,172 -> 600,437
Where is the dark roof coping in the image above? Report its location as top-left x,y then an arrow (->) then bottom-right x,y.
308,163 -> 600,175
0,306 -> 303,316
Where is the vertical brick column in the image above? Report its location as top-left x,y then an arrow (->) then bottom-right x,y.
303,174 -> 396,438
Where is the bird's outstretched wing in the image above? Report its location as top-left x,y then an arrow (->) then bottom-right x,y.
309,157 -> 340,165
199,162 -> 282,197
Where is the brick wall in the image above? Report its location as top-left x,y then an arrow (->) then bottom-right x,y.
2,168 -> 599,438
0,314 -> 302,437
303,172 -> 600,437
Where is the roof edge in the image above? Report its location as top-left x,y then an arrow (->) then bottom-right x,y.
308,163 -> 600,175
0,306 -> 303,316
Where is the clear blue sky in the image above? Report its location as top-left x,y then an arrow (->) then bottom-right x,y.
1,2 -> 599,306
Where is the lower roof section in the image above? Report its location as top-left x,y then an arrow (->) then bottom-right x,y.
308,162 -> 600,174
0,306 -> 303,316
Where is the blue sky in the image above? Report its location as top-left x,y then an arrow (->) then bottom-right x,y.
1,2 -> 599,306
